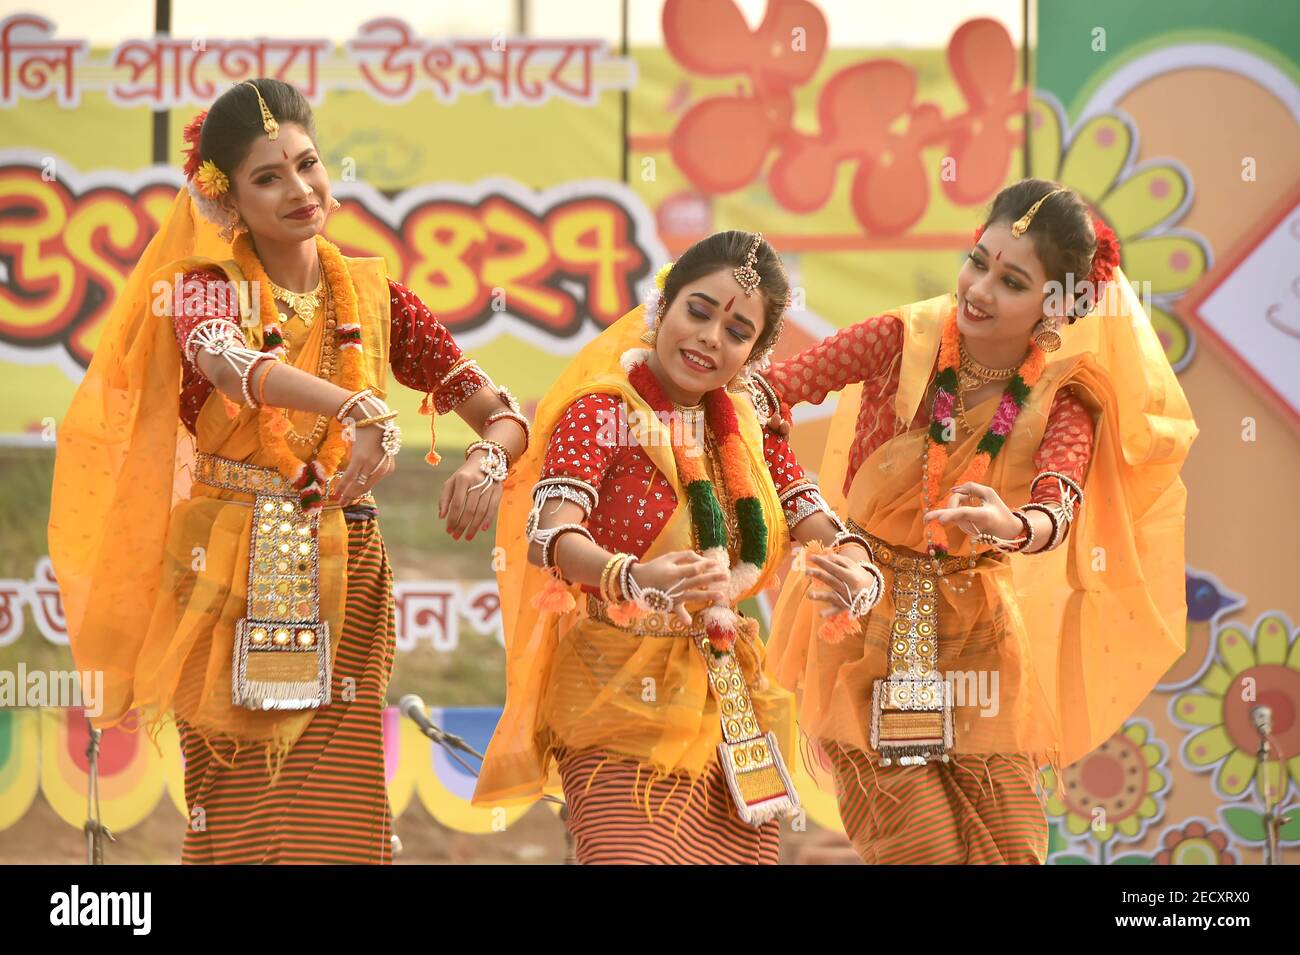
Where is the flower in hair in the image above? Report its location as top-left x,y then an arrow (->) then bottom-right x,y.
181,109 -> 207,180
194,160 -> 229,200
1088,214 -> 1121,288
654,261 -> 673,291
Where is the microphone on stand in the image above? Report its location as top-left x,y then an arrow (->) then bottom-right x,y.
1250,704 -> 1283,865
1250,704 -> 1273,746
398,694 -> 565,808
400,694 -> 483,758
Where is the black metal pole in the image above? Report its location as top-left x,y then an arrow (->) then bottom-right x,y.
620,0 -> 629,184
152,0 -> 171,165
1022,0 -> 1031,179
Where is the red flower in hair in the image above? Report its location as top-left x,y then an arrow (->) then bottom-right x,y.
1088,213 -> 1121,287
181,110 -> 208,180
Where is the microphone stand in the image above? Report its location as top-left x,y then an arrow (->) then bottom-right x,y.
1249,703 -> 1295,866
1256,732 -> 1289,865
83,720 -> 115,865
403,709 -> 574,863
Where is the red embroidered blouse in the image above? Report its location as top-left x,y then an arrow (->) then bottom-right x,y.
537,391 -> 822,592
763,314 -> 1094,505
169,268 -> 488,435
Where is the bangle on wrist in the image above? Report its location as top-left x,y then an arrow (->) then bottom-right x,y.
466,440 -> 510,492
335,388 -> 374,423
486,409 -> 531,449
466,439 -> 511,468
1022,502 -> 1066,552
240,353 -> 276,408
353,410 -> 400,428
973,509 -> 1035,554
541,524 -> 595,573
255,357 -> 278,406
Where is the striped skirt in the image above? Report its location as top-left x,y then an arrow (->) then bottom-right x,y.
178,517 -> 397,864
556,748 -> 780,864
825,743 -> 1048,864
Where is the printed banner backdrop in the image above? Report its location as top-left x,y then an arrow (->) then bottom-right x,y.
0,1 -> 1297,863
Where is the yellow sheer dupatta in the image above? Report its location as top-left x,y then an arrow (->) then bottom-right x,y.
49,189 -> 232,734
48,188 -> 390,767
473,306 -> 792,807
769,271 -> 1197,768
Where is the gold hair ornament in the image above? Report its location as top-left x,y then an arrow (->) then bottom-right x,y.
1010,187 -> 1067,237
242,80 -> 279,140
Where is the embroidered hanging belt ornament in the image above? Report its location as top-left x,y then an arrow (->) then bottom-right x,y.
194,453 -> 333,710
854,523 -> 971,766
695,630 -> 800,826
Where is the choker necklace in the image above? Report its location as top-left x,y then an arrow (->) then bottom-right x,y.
266,265 -> 325,325
958,337 -> 1020,391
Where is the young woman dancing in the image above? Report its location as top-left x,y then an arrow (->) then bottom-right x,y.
474,231 -> 883,863
49,79 -> 529,863
762,179 -> 1197,863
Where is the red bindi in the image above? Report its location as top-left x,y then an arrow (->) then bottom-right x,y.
724,296 -> 735,312
995,250 -> 1002,261
282,149 -> 288,159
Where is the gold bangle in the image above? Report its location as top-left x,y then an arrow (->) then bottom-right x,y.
334,388 -> 374,423
353,411 -> 400,428
613,553 -> 632,603
600,554 -> 622,604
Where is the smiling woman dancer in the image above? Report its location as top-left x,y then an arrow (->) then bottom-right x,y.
762,179 -> 1197,864
474,231 -> 884,864
48,79 -> 529,863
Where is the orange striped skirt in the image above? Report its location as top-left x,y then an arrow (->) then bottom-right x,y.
555,748 -> 781,864
825,742 -> 1048,864
177,517 -> 397,864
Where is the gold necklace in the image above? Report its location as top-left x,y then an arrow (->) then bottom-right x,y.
286,275 -> 339,447
958,337 -> 1018,392
266,263 -> 325,326
955,385 -> 974,434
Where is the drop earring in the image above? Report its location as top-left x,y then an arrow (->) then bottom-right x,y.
1032,315 -> 1063,352
218,204 -> 246,243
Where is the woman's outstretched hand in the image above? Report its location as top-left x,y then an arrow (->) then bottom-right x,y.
923,482 -> 1022,539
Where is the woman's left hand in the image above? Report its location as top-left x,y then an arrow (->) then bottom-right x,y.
805,551 -> 877,618
438,451 -> 503,541
923,482 -> 1021,539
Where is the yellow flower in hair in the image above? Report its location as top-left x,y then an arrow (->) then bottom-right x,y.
654,261 -> 673,291
194,159 -> 229,200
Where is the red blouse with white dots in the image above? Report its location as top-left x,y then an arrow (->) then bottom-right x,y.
537,392 -> 822,592
762,313 -> 1094,506
169,268 -> 487,435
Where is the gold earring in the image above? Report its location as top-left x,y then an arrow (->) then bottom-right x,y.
641,302 -> 665,345
1032,316 -> 1063,352
218,211 -> 241,243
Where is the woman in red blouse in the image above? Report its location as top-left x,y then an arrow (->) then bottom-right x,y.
50,79 -> 528,864
473,231 -> 886,863
761,179 -> 1195,863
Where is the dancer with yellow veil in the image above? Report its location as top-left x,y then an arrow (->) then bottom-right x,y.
473,231 -> 884,863
48,79 -> 529,863
762,179 -> 1197,863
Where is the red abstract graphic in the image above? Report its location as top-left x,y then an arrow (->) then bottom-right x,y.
662,0 -> 1025,235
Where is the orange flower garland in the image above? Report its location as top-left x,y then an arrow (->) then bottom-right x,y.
923,311 -> 1046,557
231,233 -> 365,514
